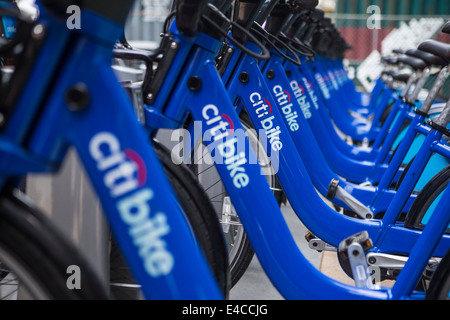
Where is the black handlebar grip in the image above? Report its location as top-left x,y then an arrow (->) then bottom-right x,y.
265,3 -> 293,36
176,0 -> 210,37
255,0 -> 280,25
319,16 -> 333,31
298,8 -> 324,42
283,11 -> 308,38
232,0 -> 266,42
234,0 -> 266,30
282,0 -> 318,37
288,0 -> 318,13
309,7 -> 325,21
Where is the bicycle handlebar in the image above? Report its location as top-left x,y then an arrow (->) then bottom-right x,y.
255,0 -> 280,25
176,0 -> 210,37
232,0 -> 267,42
264,3 -> 293,36
288,0 -> 319,13
234,0 -> 267,29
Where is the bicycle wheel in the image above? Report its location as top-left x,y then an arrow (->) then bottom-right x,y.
0,187 -> 109,300
404,165 -> 450,233
110,139 -> 230,299
427,249 -> 450,300
191,113 -> 283,287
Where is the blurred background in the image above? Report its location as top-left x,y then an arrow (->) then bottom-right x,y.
123,0 -> 450,94
326,0 -> 450,93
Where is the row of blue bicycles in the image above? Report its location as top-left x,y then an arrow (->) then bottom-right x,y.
0,0 -> 448,300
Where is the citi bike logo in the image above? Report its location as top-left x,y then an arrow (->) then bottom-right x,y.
271,85 -> 301,132
314,73 -> 331,100
286,80 -> 311,121
202,105 -> 250,189
302,78 -> 320,110
89,132 -> 174,278
290,78 -> 320,119
249,92 -> 283,151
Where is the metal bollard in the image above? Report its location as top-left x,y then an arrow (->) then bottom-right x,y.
26,149 -> 110,291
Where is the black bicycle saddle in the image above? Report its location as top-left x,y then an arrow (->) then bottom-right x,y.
442,21 -> 450,34
405,49 -> 447,68
419,40 -> 450,64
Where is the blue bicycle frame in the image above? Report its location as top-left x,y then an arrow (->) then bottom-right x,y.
0,1 -> 224,300
143,16 -> 450,298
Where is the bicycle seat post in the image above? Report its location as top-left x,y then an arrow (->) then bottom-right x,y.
419,66 -> 449,115
406,68 -> 430,105
430,98 -> 450,131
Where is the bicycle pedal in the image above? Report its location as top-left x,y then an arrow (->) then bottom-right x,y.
305,231 -> 316,243
338,231 -> 375,288
305,231 -> 336,252
326,179 -> 339,200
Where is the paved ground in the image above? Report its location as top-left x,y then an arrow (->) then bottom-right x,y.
229,203 -> 325,300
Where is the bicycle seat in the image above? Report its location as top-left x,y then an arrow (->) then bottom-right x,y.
392,49 -> 405,55
418,40 -> 450,64
381,56 -> 398,65
442,21 -> 450,34
381,70 -> 411,82
392,71 -> 412,83
381,70 -> 396,77
397,55 -> 427,71
320,16 -> 334,31
40,0 -> 134,25
405,49 -> 447,68
308,7 -> 325,22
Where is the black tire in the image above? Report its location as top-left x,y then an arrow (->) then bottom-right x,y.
404,165 -> 450,233
404,166 -> 450,299
426,249 -> 450,300
0,187 -> 109,300
190,113 -> 283,287
110,140 -> 230,299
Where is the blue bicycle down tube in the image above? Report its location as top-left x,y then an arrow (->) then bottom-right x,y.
15,5 -> 224,300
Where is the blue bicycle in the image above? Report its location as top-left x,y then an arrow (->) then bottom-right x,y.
117,0 -> 450,299
0,0 -> 230,299
2,0 -> 450,300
